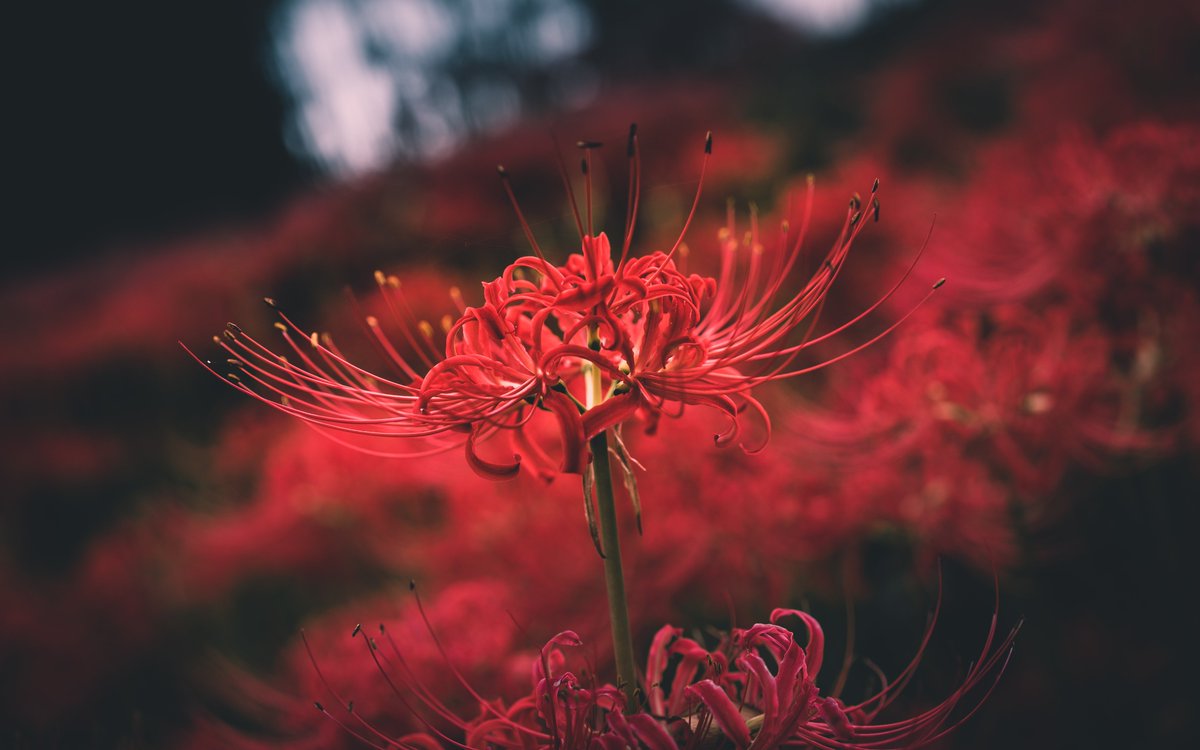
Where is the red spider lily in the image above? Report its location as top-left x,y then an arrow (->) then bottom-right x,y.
296,583 -> 1016,750
191,128 -> 940,481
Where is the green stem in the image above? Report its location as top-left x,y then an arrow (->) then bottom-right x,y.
590,430 -> 639,711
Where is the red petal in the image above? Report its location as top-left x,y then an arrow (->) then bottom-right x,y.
685,680 -> 751,750
543,389 -> 587,474
582,392 -> 642,439
465,428 -> 520,479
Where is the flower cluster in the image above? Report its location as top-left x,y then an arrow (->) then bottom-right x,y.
298,587 -> 1015,750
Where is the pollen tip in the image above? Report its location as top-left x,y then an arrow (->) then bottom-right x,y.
872,177 -> 880,193
226,373 -> 241,383
225,322 -> 242,334
409,579 -> 417,591
872,197 -> 880,222
314,701 -> 325,712
273,322 -> 287,333
806,173 -> 815,186
387,275 -> 400,288
577,139 -> 603,149
933,277 -> 947,289
374,270 -> 386,286
352,623 -> 362,638
366,315 -> 378,327
440,314 -> 453,333
212,335 -> 221,344
263,296 -> 276,308
309,332 -> 320,348
418,320 -> 435,338
497,164 -> 508,177
704,131 -> 713,153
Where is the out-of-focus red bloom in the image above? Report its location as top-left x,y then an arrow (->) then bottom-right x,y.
293,587 -> 1015,750
197,132 -> 934,481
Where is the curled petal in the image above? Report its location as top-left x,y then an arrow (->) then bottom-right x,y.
582,392 -> 642,439
816,697 -> 855,741
738,651 -> 779,731
465,428 -> 520,479
626,714 -> 678,750
685,680 -> 751,750
646,625 -> 682,715
543,388 -> 587,474
771,609 -> 825,677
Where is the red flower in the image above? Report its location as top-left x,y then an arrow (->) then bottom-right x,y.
297,585 -> 1016,750
193,130 -> 938,480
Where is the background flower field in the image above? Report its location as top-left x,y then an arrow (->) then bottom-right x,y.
3,0 -> 1198,747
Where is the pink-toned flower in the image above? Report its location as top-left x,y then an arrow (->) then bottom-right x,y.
194,130 -> 937,481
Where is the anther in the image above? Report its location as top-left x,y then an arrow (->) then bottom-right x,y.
225,322 -> 242,334
222,329 -> 237,341
263,297 -> 277,308
352,623 -> 362,638
580,158 -> 588,175
441,314 -> 453,333
872,198 -> 880,223
274,322 -> 287,333
418,320 -> 435,339
366,315 -> 379,327
849,194 -> 861,211
309,332 -> 320,348
212,335 -> 222,344
314,701 -> 325,712
226,373 -> 241,383
627,123 -> 638,157
871,177 -> 880,194
704,131 -> 713,154
497,164 -> 508,178
409,579 -> 417,591
576,140 -> 603,150
933,277 -> 947,289
374,270 -> 386,286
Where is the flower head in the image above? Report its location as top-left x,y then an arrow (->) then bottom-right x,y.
194,129 -> 938,480
299,584 -> 1016,750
